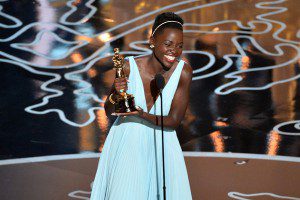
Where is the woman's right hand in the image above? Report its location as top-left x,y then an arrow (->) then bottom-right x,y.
114,77 -> 128,94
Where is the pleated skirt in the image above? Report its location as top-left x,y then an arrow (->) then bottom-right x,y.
90,117 -> 193,200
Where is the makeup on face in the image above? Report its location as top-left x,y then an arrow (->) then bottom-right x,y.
153,28 -> 183,69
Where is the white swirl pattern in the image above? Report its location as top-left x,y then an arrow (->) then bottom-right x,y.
0,0 -> 299,128
228,192 -> 300,200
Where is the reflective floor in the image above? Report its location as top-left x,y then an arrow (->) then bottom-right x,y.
0,0 -> 300,159
1,154 -> 300,200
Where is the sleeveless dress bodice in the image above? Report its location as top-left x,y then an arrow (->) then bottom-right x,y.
90,56 -> 192,200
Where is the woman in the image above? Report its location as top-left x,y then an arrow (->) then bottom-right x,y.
91,12 -> 193,200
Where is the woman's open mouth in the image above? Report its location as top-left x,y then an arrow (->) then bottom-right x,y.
164,55 -> 176,62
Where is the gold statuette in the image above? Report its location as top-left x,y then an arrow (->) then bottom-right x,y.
112,48 -> 137,113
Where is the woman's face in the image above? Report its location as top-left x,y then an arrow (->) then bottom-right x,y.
151,27 -> 183,69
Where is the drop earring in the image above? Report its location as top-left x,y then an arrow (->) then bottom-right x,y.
150,44 -> 154,49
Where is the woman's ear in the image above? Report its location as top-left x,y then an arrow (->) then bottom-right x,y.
149,36 -> 155,48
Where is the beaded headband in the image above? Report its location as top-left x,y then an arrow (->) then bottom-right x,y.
151,21 -> 183,37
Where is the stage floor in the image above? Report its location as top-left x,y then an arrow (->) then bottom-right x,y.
0,0 -> 299,199
1,153 -> 300,200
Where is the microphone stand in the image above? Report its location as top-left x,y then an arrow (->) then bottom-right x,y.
155,73 -> 166,200
159,89 -> 166,200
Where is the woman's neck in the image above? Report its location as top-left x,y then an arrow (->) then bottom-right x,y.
148,53 -> 169,75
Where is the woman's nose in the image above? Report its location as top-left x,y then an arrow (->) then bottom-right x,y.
168,45 -> 176,53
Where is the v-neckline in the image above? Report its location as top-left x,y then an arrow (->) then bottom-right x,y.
132,57 -> 182,113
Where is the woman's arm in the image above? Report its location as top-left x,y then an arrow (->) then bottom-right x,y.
104,60 -> 130,116
139,62 -> 193,129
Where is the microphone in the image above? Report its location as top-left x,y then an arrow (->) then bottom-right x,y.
155,73 -> 165,92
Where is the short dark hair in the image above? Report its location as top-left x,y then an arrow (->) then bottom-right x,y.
151,12 -> 184,37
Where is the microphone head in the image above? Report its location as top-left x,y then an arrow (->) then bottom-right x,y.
155,73 -> 165,91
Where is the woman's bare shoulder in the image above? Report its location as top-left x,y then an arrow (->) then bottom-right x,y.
123,58 -> 130,76
133,54 -> 151,70
123,55 -> 150,75
134,54 -> 151,63
181,61 -> 193,81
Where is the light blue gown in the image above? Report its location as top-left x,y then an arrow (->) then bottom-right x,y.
90,56 -> 192,200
